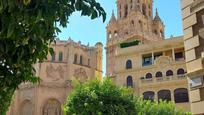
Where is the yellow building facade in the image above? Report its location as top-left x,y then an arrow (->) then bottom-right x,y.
106,0 -> 190,112
7,39 -> 103,115
111,37 -> 190,111
181,0 -> 204,114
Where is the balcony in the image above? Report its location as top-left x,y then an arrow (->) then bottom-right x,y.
140,75 -> 186,84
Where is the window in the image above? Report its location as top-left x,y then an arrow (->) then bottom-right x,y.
88,59 -> 90,66
108,32 -> 112,39
127,76 -> 133,88
177,68 -> 185,75
174,88 -> 189,103
146,73 -> 152,79
142,4 -> 146,16
166,70 -> 173,76
43,99 -> 61,115
131,20 -> 134,26
154,52 -> 162,60
51,53 -> 55,61
80,55 -> 83,65
114,31 -> 118,37
160,30 -> 164,37
156,71 -> 163,78
158,90 -> 171,101
175,52 -> 184,61
143,91 -> 155,101
142,55 -> 152,66
124,5 -> 128,18
74,54 -> 77,63
126,60 -> 132,69
59,52 -> 63,61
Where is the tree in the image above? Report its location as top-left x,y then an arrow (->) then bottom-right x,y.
0,0 -> 106,114
64,78 -> 191,115
135,99 -> 191,115
64,78 -> 137,115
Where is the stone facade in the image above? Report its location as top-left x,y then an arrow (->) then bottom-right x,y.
181,0 -> 204,114
111,37 -> 190,111
7,39 -> 103,115
106,0 -> 164,76
106,0 -> 190,112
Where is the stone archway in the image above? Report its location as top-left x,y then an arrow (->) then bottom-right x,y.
43,99 -> 61,115
20,100 -> 33,115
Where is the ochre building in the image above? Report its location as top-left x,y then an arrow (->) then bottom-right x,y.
181,0 -> 204,114
106,0 -> 190,111
7,39 -> 103,115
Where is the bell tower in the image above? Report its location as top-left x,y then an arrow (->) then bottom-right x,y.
106,0 -> 164,76
117,0 -> 153,20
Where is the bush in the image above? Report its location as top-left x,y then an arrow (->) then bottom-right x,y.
64,78 -> 136,115
64,78 -> 191,115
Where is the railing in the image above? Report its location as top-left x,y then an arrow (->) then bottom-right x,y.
141,75 -> 186,84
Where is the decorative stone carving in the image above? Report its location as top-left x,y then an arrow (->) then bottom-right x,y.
73,68 -> 88,82
46,64 -> 64,81
43,99 -> 61,115
155,56 -> 171,67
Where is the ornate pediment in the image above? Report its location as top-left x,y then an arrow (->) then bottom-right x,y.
154,56 -> 171,67
46,64 -> 64,81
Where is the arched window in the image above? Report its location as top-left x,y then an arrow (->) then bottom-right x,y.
51,53 -> 55,61
80,55 -> 83,65
127,76 -> 133,88
146,73 -> 152,79
114,31 -> 118,37
59,52 -> 63,61
74,54 -> 77,63
88,59 -> 90,66
108,32 -> 112,39
131,20 -> 135,26
156,71 -> 163,78
143,91 -> 155,101
177,68 -> 185,75
160,30 -> 164,37
126,60 -> 132,69
158,90 -> 171,101
124,5 -> 128,18
21,100 -> 33,115
174,88 -> 189,103
43,99 -> 61,115
142,4 -> 146,16
166,70 -> 173,76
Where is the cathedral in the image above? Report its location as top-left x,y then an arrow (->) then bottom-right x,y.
6,0 -> 204,114
7,39 -> 103,115
106,0 -> 190,111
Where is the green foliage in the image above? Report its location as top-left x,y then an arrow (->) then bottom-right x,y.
0,0 -> 106,114
64,78 -> 191,115
134,99 -> 191,115
64,78 -> 137,115
120,40 -> 140,48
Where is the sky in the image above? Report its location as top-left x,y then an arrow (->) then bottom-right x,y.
57,0 -> 183,76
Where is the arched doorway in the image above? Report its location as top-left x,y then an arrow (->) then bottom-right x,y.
43,99 -> 61,115
20,100 -> 33,115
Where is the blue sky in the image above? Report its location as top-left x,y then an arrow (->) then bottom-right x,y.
57,0 -> 183,76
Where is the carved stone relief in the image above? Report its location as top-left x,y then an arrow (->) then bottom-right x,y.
46,64 -> 64,81
73,68 -> 88,82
